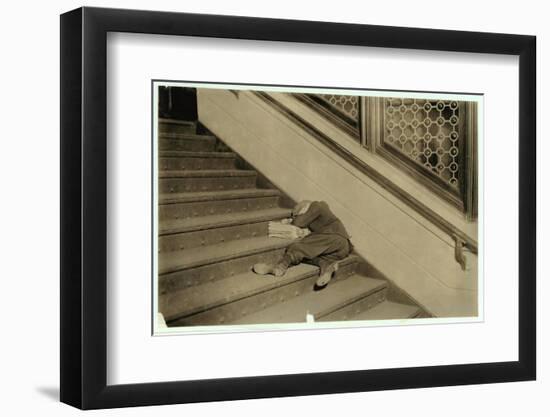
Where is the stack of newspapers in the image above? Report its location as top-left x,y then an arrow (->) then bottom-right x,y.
268,221 -> 311,240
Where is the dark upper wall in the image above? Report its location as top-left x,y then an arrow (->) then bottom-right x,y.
158,87 -> 198,121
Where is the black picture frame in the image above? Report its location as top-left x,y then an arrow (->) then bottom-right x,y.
60,6 -> 536,410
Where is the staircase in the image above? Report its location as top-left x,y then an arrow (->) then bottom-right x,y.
158,118 -> 422,327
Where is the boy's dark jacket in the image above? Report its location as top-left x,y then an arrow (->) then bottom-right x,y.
291,201 -> 350,240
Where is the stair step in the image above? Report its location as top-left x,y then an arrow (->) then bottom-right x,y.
316,283 -> 388,322
159,236 -> 290,275
159,118 -> 196,124
160,207 -> 291,235
159,196 -> 282,224
159,169 -> 256,178
159,188 -> 281,204
159,208 -> 292,251
159,134 -> 216,152
159,118 -> 196,125
159,118 -> 196,135
160,132 -> 216,141
159,220 -> 267,252
159,151 -> 236,158
231,275 -> 387,324
159,151 -> 236,170
163,256 -> 360,325
347,301 -> 420,321
159,170 -> 257,193
160,247 -> 288,293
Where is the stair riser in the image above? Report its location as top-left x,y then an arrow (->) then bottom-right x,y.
159,221 -> 270,252
159,122 -> 196,135
165,262 -> 358,325
159,196 -> 281,223
159,248 -> 287,294
159,176 -> 257,193
159,156 -> 236,171
159,138 -> 215,152
317,287 -> 387,322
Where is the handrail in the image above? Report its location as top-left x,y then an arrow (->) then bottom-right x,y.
254,91 -> 478,254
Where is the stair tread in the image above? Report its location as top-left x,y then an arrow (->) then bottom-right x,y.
159,236 -> 292,275
162,264 -> 315,321
162,256 -> 359,321
159,169 -> 256,178
159,151 -> 236,158
349,301 -> 420,321
159,188 -> 281,204
160,133 -> 216,141
231,275 -> 387,324
159,118 -> 196,126
159,207 -> 292,235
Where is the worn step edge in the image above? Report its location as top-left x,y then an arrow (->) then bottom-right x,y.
163,264 -> 317,321
316,284 -> 388,320
158,236 -> 291,275
231,275 -> 387,324
347,300 -> 421,321
163,256 -> 359,322
159,189 -> 281,205
159,169 -> 256,179
159,118 -> 196,126
159,133 -> 216,141
159,207 -> 291,235
159,151 -> 236,158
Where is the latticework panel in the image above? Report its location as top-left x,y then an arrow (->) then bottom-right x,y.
384,98 -> 461,191
317,94 -> 359,121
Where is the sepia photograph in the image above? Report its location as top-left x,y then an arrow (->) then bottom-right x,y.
154,83 -> 480,333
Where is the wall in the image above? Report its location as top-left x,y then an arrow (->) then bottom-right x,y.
198,88 -> 477,317
0,1 -> 546,417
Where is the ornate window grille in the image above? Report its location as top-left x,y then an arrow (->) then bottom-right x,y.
316,94 -> 359,121
298,94 -> 361,140
385,98 -> 461,191
297,93 -> 477,220
364,97 -> 477,218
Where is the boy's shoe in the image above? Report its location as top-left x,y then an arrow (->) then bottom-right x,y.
252,263 -> 273,275
314,262 -> 339,291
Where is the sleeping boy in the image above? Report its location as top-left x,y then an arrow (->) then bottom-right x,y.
253,200 -> 352,290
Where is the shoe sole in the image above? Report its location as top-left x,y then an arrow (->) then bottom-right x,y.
314,262 -> 340,287
253,263 -> 273,275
